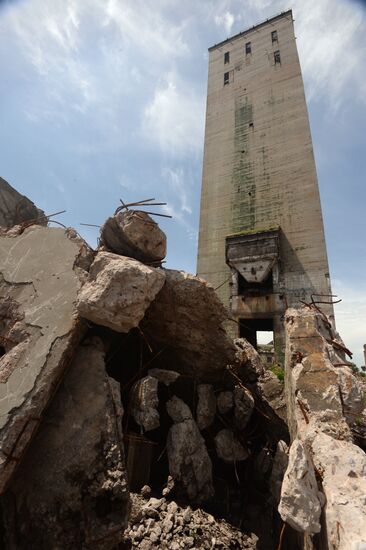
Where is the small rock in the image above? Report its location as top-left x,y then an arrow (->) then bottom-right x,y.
140,485 -> 152,498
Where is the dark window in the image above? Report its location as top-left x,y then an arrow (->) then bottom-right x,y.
245,42 -> 251,55
224,51 -> 230,64
271,30 -> 278,43
274,50 -> 281,64
224,72 -> 229,85
249,121 -> 254,128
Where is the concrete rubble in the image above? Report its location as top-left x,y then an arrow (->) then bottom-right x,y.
0,184 -> 365,550
0,176 -> 45,228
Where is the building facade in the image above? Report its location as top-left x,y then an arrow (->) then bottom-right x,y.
197,10 -> 333,361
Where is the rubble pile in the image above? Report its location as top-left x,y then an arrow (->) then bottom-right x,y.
124,490 -> 259,549
0,183 -> 365,550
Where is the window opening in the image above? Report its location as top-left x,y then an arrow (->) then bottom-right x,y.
271,30 -> 278,44
239,318 -> 273,350
224,72 -> 229,85
245,42 -> 251,55
224,51 -> 230,64
274,50 -> 281,65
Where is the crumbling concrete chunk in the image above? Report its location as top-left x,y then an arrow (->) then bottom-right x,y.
77,251 -> 165,333
0,226 -> 92,493
166,396 -> 214,502
1,338 -> 130,548
234,386 -> 254,428
311,431 -> 366,550
0,176 -> 46,228
196,384 -> 216,430
142,269 -> 236,376
148,368 -> 180,386
269,440 -> 289,505
217,391 -> 234,414
100,210 -> 166,263
278,439 -> 322,534
214,429 -> 249,462
337,366 -> 365,422
130,375 -> 160,432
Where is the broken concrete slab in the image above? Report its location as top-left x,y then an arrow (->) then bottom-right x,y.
278,439 -> 322,534
0,225 -> 93,493
141,270 -> 236,377
166,396 -> 214,502
1,338 -> 130,549
269,440 -> 289,505
77,251 -> 165,333
214,429 -> 249,462
0,176 -> 45,228
196,384 -> 216,430
100,210 -> 166,263
282,306 -> 366,547
130,375 -> 160,432
148,368 -> 180,386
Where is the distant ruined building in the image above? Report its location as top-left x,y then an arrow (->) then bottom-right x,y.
197,10 -> 334,362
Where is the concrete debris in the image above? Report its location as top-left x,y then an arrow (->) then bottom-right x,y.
269,440 -> 289,504
125,491 -> 258,549
130,375 -> 160,432
282,306 -> 366,548
100,210 -> 166,263
148,368 -> 180,386
233,385 -> 254,428
337,365 -> 365,423
142,269 -> 236,376
217,390 -> 234,414
0,176 -> 46,228
0,225 -> 92,493
77,251 -> 165,332
196,384 -> 216,430
1,338 -> 129,549
214,429 -> 249,462
278,439 -> 322,534
166,396 -> 214,502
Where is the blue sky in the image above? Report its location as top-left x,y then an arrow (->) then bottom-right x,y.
0,0 -> 365,364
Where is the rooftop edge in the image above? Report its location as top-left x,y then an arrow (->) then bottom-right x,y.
208,9 -> 293,52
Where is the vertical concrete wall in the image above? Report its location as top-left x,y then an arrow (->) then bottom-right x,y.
197,10 -> 333,338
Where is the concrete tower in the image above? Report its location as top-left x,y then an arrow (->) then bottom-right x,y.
197,10 -> 333,361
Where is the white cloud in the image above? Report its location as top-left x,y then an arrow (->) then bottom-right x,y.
332,279 -> 366,367
214,11 -> 235,35
142,74 -> 205,156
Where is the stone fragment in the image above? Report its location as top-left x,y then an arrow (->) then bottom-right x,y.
217,391 -> 234,415
196,384 -> 216,430
278,439 -> 321,534
77,251 -> 165,333
141,270 -> 236,377
269,440 -> 289,504
311,431 -> 366,550
214,429 -> 249,462
148,368 -> 180,386
0,226 -> 93,493
130,375 -> 160,432
166,396 -> 214,502
100,210 -> 166,263
234,386 -> 254,428
1,338 -> 129,548
0,176 -> 46,228
140,485 -> 152,498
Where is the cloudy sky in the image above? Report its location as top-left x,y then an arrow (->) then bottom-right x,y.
0,0 -> 365,364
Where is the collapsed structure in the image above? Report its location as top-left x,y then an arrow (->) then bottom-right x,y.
0,178 -> 365,550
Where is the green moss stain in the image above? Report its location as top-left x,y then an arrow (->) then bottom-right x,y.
231,97 -> 255,233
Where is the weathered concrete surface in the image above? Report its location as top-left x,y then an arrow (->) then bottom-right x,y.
100,210 -> 166,263
0,225 -> 92,493
130,375 -> 160,432
196,384 -> 216,430
214,429 -> 249,462
0,177 -> 45,228
1,338 -> 130,549
269,440 -> 289,505
142,270 -> 236,377
78,251 -> 165,333
166,396 -> 214,502
280,307 -> 366,548
233,385 -> 254,428
278,439 -> 322,534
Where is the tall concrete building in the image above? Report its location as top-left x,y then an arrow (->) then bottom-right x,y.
197,10 -> 333,361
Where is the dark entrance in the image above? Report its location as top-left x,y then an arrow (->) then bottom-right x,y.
239,317 -> 273,349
